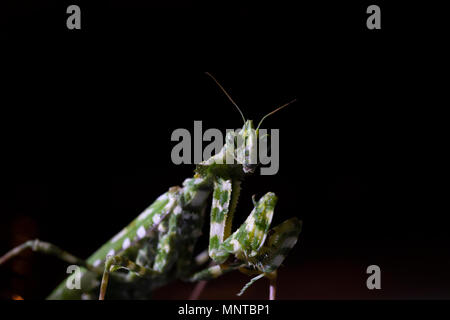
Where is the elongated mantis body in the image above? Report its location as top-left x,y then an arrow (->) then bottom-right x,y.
0,73 -> 302,300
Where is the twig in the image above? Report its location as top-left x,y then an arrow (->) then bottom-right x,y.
269,277 -> 277,300
189,280 -> 208,300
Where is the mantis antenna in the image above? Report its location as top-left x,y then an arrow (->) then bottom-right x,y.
205,72 -> 246,124
256,98 -> 297,131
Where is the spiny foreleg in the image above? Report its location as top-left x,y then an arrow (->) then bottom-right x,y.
212,192 -> 302,299
240,217 -> 302,299
208,177 -> 241,263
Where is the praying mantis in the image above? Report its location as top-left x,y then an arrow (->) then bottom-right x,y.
0,73 -> 302,300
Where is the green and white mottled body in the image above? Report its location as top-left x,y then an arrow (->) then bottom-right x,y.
0,74 -> 302,300
48,177 -> 213,299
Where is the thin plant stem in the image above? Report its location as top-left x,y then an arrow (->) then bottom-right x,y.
189,281 -> 208,300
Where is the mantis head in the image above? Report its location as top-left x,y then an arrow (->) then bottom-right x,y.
221,120 -> 258,174
205,72 -> 296,174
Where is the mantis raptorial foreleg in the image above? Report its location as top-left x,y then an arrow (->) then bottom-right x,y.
254,218 -> 303,273
209,193 -> 301,298
218,192 -> 277,261
189,193 -> 279,287
208,178 -> 233,262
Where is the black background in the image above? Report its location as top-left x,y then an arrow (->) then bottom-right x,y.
0,0 -> 448,302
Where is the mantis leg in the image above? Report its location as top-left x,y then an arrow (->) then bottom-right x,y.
0,239 -> 98,272
256,217 -> 303,274
188,250 -> 211,300
99,254 -> 160,300
219,192 -> 278,262
208,178 -> 241,263
99,196 -> 191,300
235,268 -> 277,299
187,262 -> 244,282
194,249 -> 210,266
216,193 -> 301,299
242,217 -> 302,299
